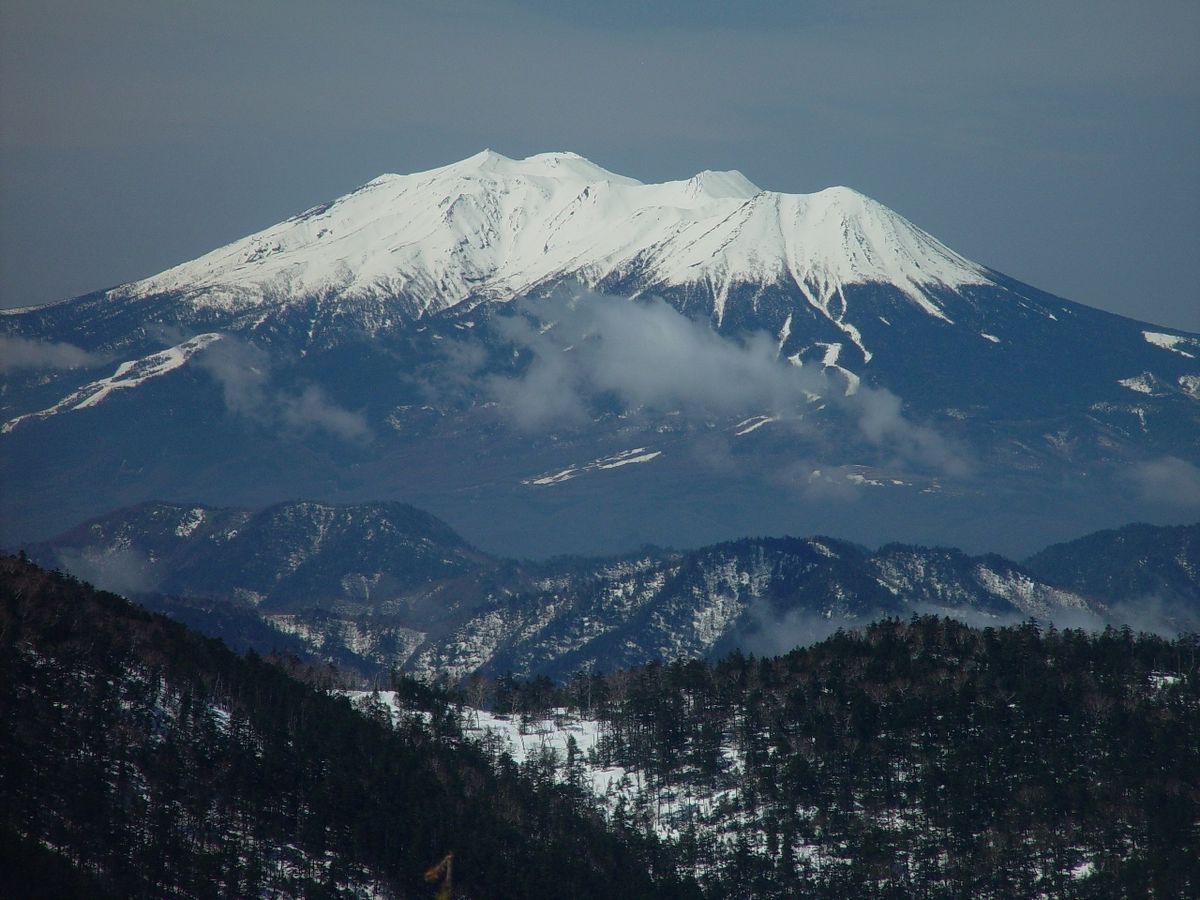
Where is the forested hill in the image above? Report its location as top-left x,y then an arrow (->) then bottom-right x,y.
0,555 -> 698,899
475,617 -> 1200,897
1025,521 -> 1200,612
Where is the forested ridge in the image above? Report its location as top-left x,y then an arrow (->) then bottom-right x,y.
471,617 -> 1200,897
0,555 -> 696,898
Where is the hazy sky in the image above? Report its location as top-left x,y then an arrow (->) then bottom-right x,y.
2,0 -> 1197,330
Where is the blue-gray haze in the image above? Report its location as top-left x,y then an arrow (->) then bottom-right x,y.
2,0 -> 1197,331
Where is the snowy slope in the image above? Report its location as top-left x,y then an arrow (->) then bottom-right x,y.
1,333 -> 222,433
118,150 -> 989,325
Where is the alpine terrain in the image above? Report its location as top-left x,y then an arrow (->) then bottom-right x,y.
23,500 -> 1200,683
2,150 -> 1198,557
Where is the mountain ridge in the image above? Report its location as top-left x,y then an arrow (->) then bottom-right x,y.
21,500 -> 1199,683
2,150 -> 995,351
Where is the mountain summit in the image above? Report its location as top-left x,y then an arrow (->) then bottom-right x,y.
117,150 -> 985,333
1,150 -> 1197,555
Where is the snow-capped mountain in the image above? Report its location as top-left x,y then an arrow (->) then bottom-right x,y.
56,149 -> 987,341
2,151 -> 1197,556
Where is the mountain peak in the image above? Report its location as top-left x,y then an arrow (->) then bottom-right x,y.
117,150 -> 989,320
426,149 -> 639,187
4,152 -> 1199,566
684,169 -> 761,199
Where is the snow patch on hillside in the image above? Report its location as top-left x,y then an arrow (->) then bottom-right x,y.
1143,331 -> 1198,358
1119,373 -> 1170,396
2,333 -> 222,433
735,415 -> 775,435
973,565 -> 1091,617
268,614 -> 425,670
523,447 -> 662,486
174,507 -> 208,538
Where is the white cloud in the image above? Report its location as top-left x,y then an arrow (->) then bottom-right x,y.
485,290 -> 966,476
0,335 -> 103,372
198,336 -> 370,442
1130,456 -> 1200,510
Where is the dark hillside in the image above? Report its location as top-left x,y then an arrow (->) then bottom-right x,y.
0,555 -> 697,899
1026,522 -> 1200,620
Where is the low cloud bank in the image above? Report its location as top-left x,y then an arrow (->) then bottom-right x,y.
738,605 -> 882,657
483,291 -> 965,476
739,595 -> 1199,658
490,293 -> 820,425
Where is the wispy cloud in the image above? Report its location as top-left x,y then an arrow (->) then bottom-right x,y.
197,336 -> 370,442
54,546 -> 162,596
853,387 -> 969,476
739,604 -> 885,657
197,336 -> 271,417
0,335 -> 104,372
1129,456 -> 1200,510
282,384 -> 372,442
483,290 -> 966,476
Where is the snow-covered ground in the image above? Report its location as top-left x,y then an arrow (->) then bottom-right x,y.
346,693 -> 807,869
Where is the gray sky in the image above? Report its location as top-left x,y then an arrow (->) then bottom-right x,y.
2,0 -> 1197,330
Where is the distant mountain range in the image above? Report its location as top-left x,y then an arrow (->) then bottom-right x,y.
2,151 -> 1197,557
22,500 -> 1199,682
